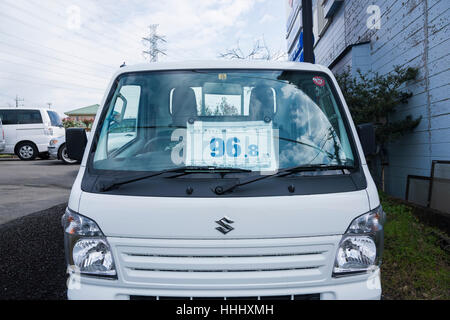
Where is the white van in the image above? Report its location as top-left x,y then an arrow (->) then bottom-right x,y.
64,61 -> 384,300
0,118 -> 5,152
0,108 -> 65,160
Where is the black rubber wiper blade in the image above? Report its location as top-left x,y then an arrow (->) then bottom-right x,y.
215,164 -> 355,195
174,166 -> 252,173
99,166 -> 251,192
280,164 -> 355,174
166,166 -> 252,178
98,168 -> 183,192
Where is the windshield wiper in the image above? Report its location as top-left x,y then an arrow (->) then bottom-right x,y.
99,166 -> 251,192
214,164 -> 355,195
167,166 -> 252,178
277,136 -> 335,158
276,164 -> 354,177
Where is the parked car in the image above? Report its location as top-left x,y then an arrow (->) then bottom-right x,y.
64,61 -> 384,300
0,108 -> 65,160
48,135 -> 78,164
0,118 -> 5,152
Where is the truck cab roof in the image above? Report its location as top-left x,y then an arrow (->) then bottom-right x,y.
114,60 -> 331,76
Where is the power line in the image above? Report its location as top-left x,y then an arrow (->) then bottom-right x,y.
0,92 -> 38,108
0,74 -> 105,93
0,57 -> 108,84
37,0 -> 147,51
0,3 -> 134,63
0,30 -> 116,73
0,40 -> 114,77
142,24 -> 167,62
79,1 -> 188,56
0,49 -> 112,80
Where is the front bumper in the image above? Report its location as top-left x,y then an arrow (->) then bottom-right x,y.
48,146 -> 58,159
68,270 -> 381,300
67,235 -> 381,300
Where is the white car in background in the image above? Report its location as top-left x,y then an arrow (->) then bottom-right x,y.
0,118 -> 5,152
48,135 -> 78,164
0,108 -> 65,160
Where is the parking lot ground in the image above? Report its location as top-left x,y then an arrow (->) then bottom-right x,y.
0,159 -> 79,225
0,204 -> 67,300
1,198 -> 448,300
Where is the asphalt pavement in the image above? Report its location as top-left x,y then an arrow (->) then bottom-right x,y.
0,158 -> 76,299
0,159 -> 79,225
0,204 -> 67,300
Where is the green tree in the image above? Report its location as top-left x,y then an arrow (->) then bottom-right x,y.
205,97 -> 239,116
336,66 -> 421,189
336,66 -> 421,145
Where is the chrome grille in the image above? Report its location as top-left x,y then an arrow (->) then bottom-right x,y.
110,236 -> 338,289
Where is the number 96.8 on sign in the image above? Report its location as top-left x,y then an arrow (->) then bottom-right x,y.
210,137 -> 259,158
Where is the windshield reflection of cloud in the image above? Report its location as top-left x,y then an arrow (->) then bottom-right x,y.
278,86 -> 346,167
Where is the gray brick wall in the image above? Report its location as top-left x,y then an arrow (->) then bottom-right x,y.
288,0 -> 450,199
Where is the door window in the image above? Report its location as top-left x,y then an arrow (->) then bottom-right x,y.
106,85 -> 141,153
17,110 -> 42,124
0,110 -> 18,125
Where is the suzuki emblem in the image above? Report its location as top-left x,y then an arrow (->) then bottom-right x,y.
215,217 -> 234,235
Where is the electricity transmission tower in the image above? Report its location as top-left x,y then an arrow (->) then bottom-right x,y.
142,24 -> 167,62
15,95 -> 24,108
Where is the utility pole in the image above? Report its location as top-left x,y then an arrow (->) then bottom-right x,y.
301,0 -> 314,63
47,103 -> 52,109
142,24 -> 167,62
15,95 -> 24,108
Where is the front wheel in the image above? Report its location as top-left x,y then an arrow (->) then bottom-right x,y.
59,144 -> 78,165
16,142 -> 38,161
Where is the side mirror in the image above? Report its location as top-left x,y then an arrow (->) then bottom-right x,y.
357,123 -> 376,156
66,128 -> 87,162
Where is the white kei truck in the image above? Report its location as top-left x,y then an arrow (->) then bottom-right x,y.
63,61 -> 384,300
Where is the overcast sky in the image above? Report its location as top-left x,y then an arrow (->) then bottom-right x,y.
0,0 -> 287,115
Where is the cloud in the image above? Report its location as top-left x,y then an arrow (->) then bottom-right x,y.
260,14 -> 275,24
0,0 -> 285,115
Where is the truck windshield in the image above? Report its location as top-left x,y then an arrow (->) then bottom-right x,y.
91,70 -> 355,173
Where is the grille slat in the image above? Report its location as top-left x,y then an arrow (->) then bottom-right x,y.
121,252 -> 327,272
117,244 -> 331,257
125,251 -> 325,258
123,267 -> 323,286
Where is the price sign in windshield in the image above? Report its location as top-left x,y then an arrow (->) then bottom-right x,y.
185,121 -> 278,172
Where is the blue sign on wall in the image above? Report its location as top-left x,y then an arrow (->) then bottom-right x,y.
290,31 -> 315,63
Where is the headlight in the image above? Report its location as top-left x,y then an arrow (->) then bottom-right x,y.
49,139 -> 58,146
333,206 -> 385,276
62,208 -> 116,278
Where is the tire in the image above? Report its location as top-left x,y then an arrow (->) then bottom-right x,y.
58,143 -> 78,165
16,142 -> 38,161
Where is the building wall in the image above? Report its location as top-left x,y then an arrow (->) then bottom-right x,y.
287,0 -> 450,199
314,1 -> 347,67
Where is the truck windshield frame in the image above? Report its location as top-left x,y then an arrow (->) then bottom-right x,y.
82,69 -> 366,197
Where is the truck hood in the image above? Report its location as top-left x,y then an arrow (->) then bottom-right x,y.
77,190 -> 370,239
